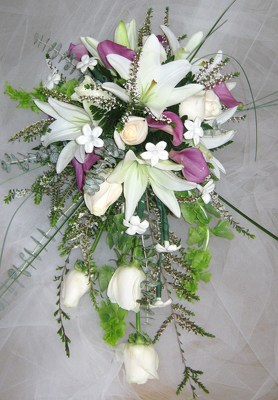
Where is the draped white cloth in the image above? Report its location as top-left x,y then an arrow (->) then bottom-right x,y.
0,0 -> 277,399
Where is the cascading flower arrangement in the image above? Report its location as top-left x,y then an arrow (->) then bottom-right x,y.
1,4 -> 260,398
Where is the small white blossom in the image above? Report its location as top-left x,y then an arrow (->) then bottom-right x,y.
155,241 -> 181,253
76,124 -> 104,153
155,240 -> 181,253
149,297 -> 172,309
123,216 -> 149,235
140,141 -> 169,167
184,117 -> 204,145
44,72 -> 61,90
76,54 -> 97,73
197,179 -> 215,204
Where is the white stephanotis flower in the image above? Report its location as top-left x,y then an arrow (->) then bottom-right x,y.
184,117 -> 204,145
123,216 -> 149,235
155,241 -> 181,253
149,297 -> 172,309
141,141 -> 169,167
44,72 -> 61,90
76,54 -> 97,73
76,124 -> 104,154
197,179 -> 215,204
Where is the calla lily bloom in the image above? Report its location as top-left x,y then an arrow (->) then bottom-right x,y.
68,42 -> 88,61
72,152 -> 101,191
213,82 -> 241,108
147,111 -> 184,146
107,150 -> 197,221
103,34 -> 203,118
97,40 -> 135,68
34,98 -> 97,173
170,148 -> 209,184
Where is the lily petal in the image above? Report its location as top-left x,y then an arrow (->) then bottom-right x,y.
48,98 -> 91,123
186,31 -> 203,53
114,21 -> 130,48
80,36 -> 100,59
150,180 -> 181,218
201,129 -> 235,149
160,25 -> 180,54
42,119 -> 81,146
99,41 -> 135,69
126,19 -> 137,50
124,163 -> 148,221
34,99 -> 60,119
215,106 -> 237,125
56,141 -> 79,173
102,82 -> 129,102
165,84 -> 204,108
148,168 -> 196,191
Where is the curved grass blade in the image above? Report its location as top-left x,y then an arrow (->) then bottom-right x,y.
219,195 -> 278,241
188,0 -> 237,62
0,198 -> 84,302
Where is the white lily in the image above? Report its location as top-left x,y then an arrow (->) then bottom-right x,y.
107,150 -> 197,221
103,34 -> 203,118
71,75 -> 112,102
201,129 -> 235,150
34,98 -> 96,173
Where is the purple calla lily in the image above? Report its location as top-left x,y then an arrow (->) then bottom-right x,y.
97,40 -> 135,68
72,152 -> 101,191
68,43 -> 88,61
213,83 -> 241,108
147,111 -> 184,146
169,148 -> 209,184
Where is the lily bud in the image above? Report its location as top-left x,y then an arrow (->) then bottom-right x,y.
107,265 -> 145,312
61,269 -> 90,308
84,170 -> 122,216
120,116 -> 148,145
123,343 -> 159,384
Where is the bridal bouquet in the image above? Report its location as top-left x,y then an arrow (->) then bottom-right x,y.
1,5 -> 256,398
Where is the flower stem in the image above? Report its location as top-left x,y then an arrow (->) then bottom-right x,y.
155,197 -> 169,298
136,311 -> 141,332
90,219 -> 106,254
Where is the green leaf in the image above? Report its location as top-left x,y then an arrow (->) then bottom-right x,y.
195,203 -> 211,225
211,220 -> 234,240
200,271 -> 211,283
98,265 -> 115,292
185,248 -> 212,272
98,300 -> 127,346
58,79 -> 79,97
203,202 -> 221,218
180,203 -> 197,225
187,226 -> 207,247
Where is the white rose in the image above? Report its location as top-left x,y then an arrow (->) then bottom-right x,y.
107,265 -> 145,312
179,90 -> 222,121
123,343 -> 159,384
84,170 -> 122,216
179,91 -> 206,121
120,116 -> 148,145
204,90 -> 222,119
61,269 -> 90,308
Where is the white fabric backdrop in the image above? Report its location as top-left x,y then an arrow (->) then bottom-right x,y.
0,0 -> 277,399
